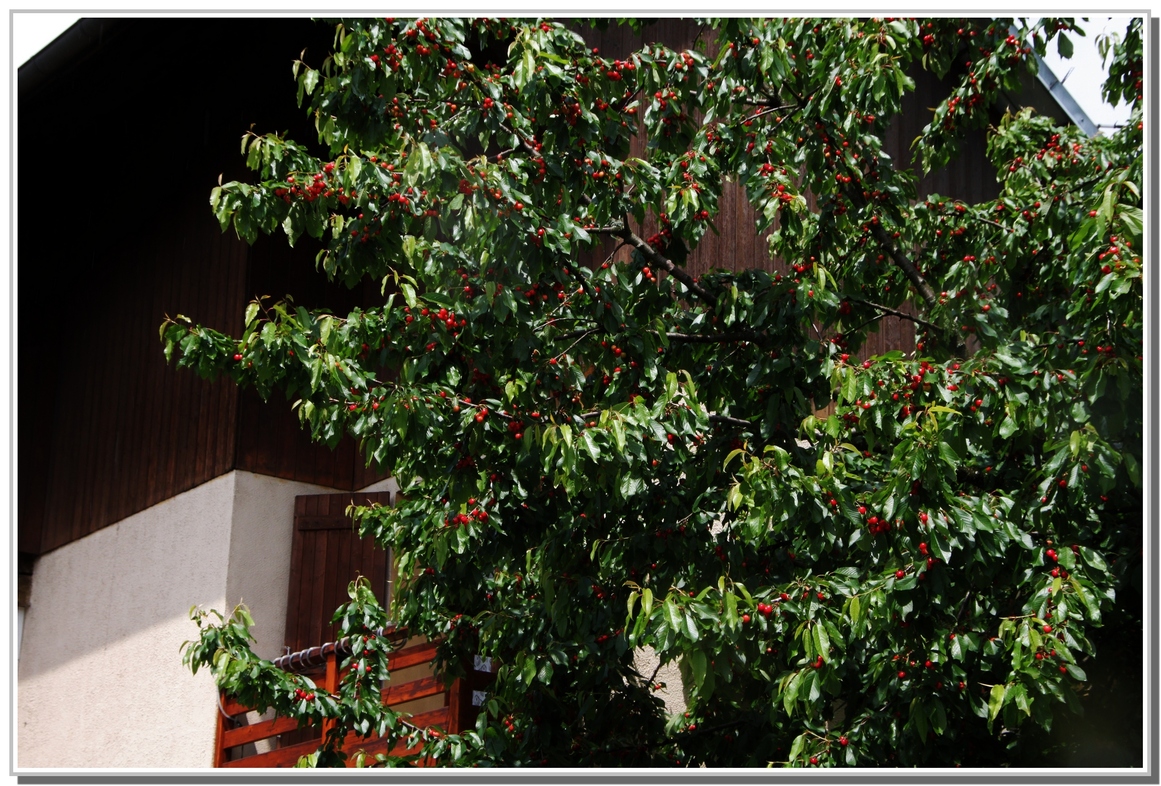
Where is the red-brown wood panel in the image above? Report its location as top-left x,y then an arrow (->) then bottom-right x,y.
285,492 -> 393,655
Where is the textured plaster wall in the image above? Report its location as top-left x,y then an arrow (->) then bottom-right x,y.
225,472 -> 367,661
17,473 -> 237,768
633,646 -> 687,717
17,471 -> 399,768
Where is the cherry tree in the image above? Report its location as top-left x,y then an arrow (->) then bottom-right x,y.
173,17 -> 1143,766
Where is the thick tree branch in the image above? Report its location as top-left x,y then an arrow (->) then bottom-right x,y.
841,179 -> 938,311
865,221 -> 938,309
615,225 -> 715,304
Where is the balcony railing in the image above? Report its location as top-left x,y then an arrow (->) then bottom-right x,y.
213,627 -> 492,767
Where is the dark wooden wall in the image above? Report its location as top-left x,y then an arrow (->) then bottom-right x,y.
17,18 -> 386,558
18,18 -> 1017,558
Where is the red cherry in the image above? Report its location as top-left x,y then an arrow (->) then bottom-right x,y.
233,353 -> 243,361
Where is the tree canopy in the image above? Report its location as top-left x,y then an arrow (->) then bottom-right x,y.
172,17 -> 1143,767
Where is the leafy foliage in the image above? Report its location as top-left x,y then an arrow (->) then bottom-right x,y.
173,17 -> 1142,767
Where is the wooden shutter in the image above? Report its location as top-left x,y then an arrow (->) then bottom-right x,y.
284,492 -> 393,655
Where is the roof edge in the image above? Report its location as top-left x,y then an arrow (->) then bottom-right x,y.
18,18 -> 126,99
1033,54 -> 1100,137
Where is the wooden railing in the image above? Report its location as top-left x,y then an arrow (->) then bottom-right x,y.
214,628 -> 492,767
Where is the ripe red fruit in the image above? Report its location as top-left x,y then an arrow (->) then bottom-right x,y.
741,613 -> 751,624
233,353 -> 243,361
839,736 -> 849,747
895,570 -> 905,579
810,756 -> 819,765
898,670 -> 907,679
1043,624 -> 1052,633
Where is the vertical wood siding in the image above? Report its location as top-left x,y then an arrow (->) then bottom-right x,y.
284,492 -> 393,655
31,192 -> 247,554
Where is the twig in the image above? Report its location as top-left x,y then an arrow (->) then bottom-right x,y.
740,102 -> 799,125
663,331 -> 768,344
709,414 -> 753,429
849,298 -> 941,332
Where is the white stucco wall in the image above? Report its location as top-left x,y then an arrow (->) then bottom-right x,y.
224,472 -> 379,661
633,645 -> 687,717
17,473 -> 237,768
16,470 -> 392,769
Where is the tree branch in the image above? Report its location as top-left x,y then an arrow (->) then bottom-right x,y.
615,224 -> 715,304
709,414 -> 753,428
849,298 -> 941,332
842,183 -> 938,311
552,328 -> 771,345
866,221 -> 938,309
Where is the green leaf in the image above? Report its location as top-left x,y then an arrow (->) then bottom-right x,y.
813,623 -> 830,659
988,683 -> 1008,725
727,483 -> 743,511
580,429 -> 600,462
1123,452 -> 1140,487
724,591 -> 739,629
783,670 -> 804,715
1012,682 -> 1031,715
998,416 -> 1018,439
689,649 -> 707,693
910,697 -> 928,740
930,698 -> 948,734
684,609 -> 700,642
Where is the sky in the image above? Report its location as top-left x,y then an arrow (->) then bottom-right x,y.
10,12 -> 1138,133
